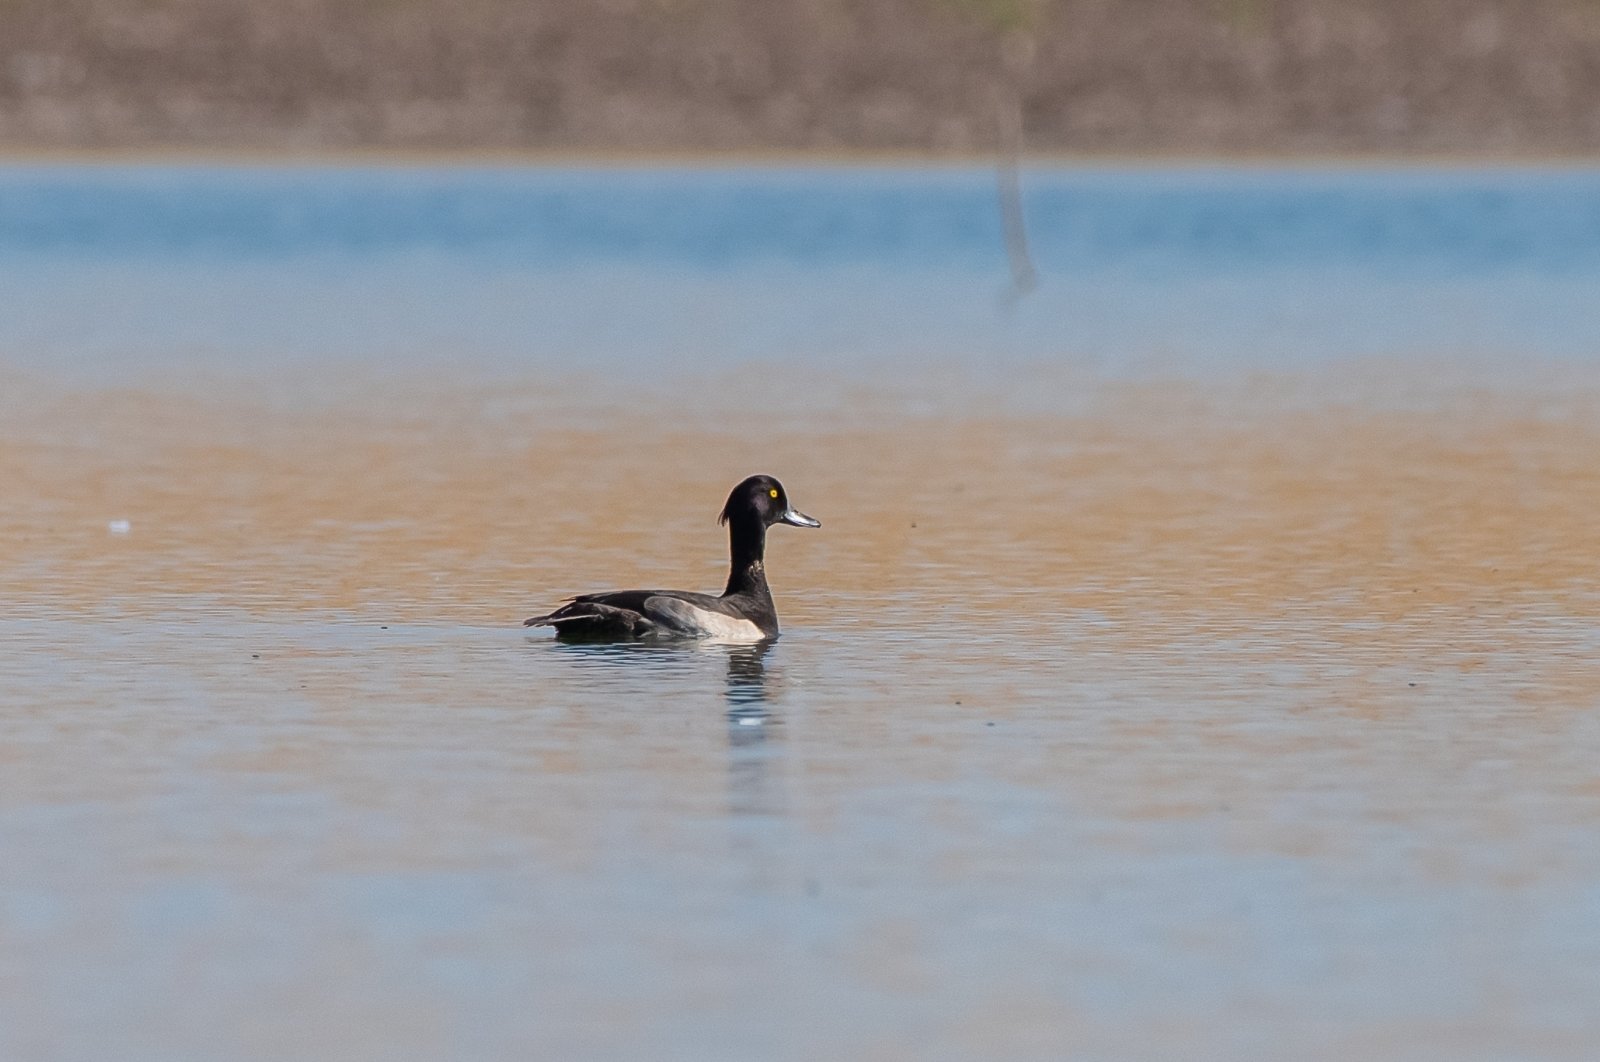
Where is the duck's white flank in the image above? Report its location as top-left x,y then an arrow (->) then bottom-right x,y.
648,597 -> 767,643
691,611 -> 767,643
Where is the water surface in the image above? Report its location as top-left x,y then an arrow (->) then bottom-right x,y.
3,162 -> 1599,375
2,164 -> 1599,1060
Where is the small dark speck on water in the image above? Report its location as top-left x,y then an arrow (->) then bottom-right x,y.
985,721 -> 996,727
1409,682 -> 1418,687
251,653 -> 260,659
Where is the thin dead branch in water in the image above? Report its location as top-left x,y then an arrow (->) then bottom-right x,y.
995,31 -> 1036,307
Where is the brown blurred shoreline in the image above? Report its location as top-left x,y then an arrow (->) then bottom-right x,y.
4,146 -> 1600,167
4,0 -> 1600,156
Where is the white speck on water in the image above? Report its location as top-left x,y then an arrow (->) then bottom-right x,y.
108,519 -> 131,535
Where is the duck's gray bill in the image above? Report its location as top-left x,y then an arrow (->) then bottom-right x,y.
781,509 -> 821,528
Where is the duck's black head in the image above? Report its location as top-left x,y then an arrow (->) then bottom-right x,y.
718,475 -> 821,531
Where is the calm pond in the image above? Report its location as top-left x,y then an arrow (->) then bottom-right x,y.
2,163 -> 1599,1061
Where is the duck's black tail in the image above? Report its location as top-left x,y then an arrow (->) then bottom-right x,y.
524,599 -> 654,639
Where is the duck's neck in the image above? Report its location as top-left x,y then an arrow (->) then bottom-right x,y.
722,518 -> 771,599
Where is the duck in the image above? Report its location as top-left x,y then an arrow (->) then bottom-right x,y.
524,474 -> 820,642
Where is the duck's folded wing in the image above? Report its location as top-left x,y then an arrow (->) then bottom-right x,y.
524,589 -> 753,639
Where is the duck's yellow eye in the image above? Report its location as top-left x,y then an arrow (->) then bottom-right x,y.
769,488 -> 779,498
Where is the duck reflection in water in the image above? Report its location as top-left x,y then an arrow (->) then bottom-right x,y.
536,638 -> 783,821
538,639 -> 775,718
722,642 -> 787,864
724,641 -> 775,749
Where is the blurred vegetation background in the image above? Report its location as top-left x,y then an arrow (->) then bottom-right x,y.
2,0 -> 1598,154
